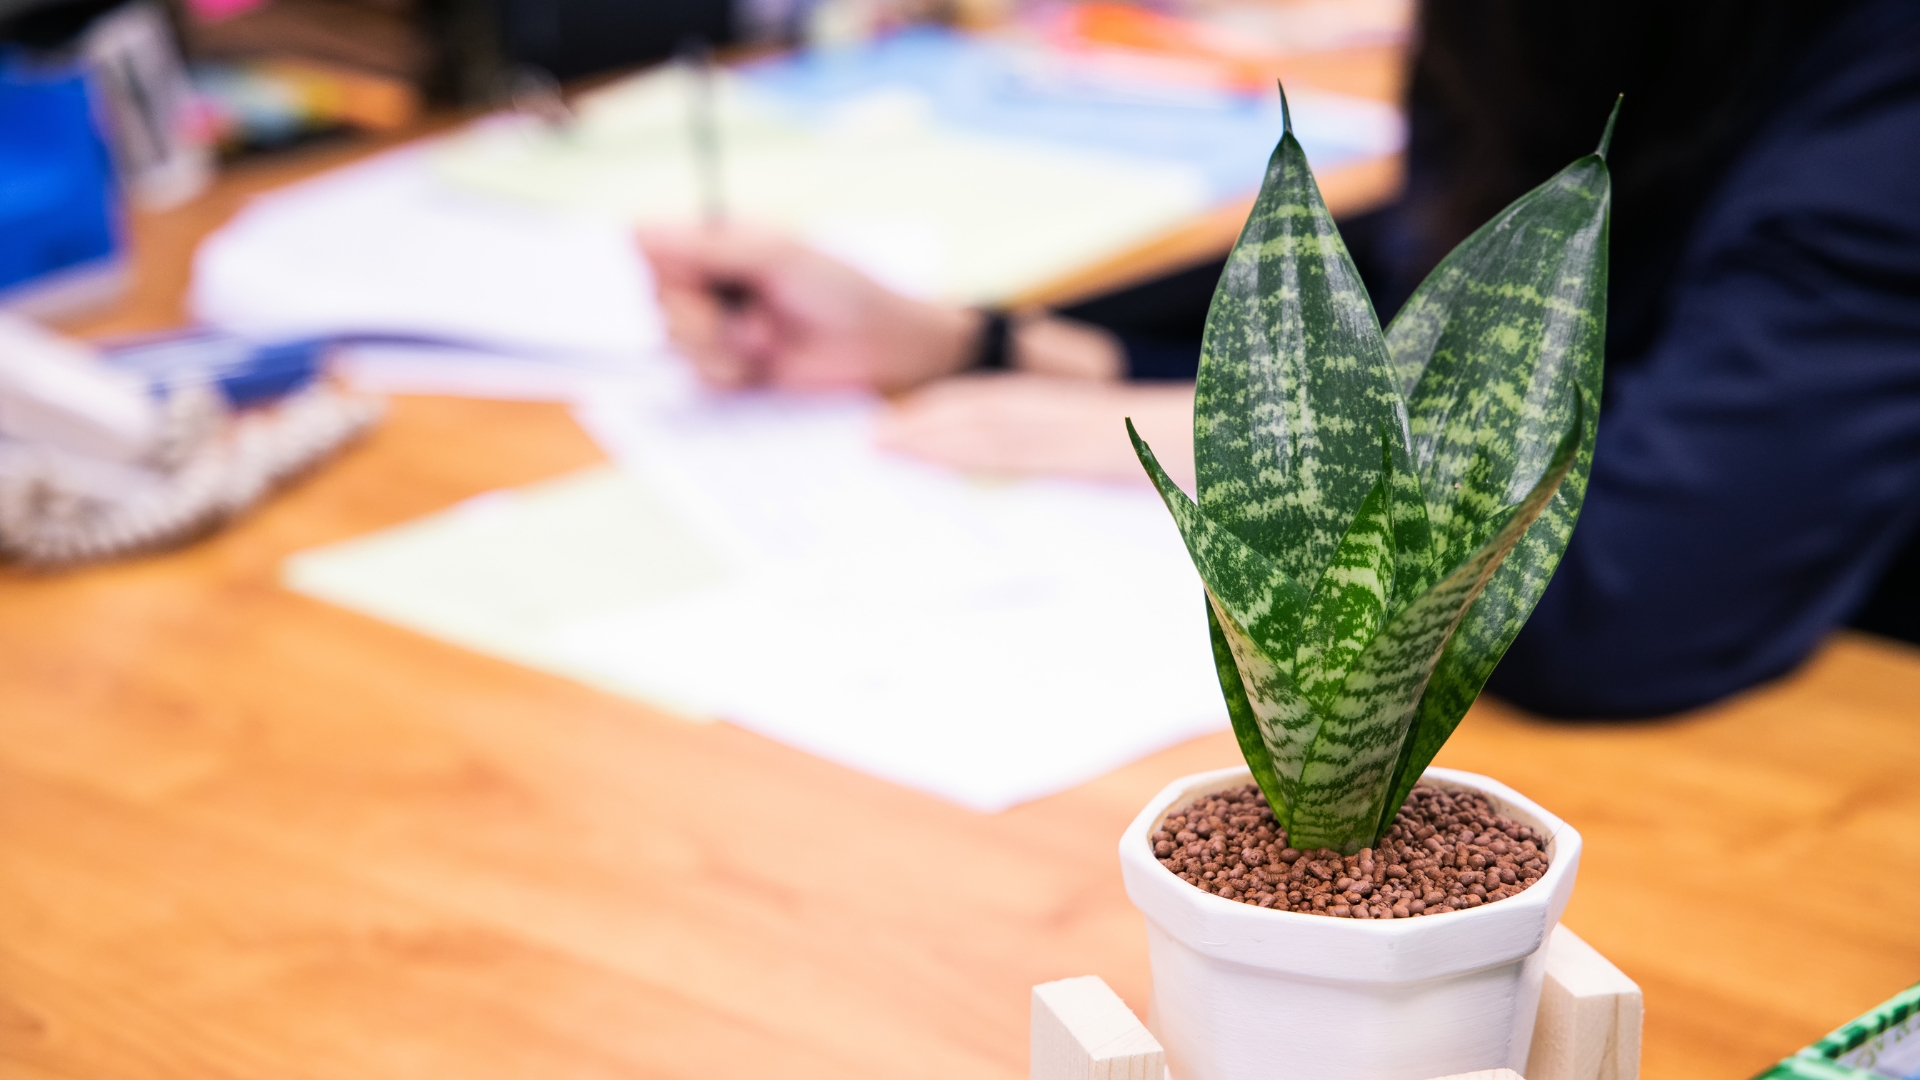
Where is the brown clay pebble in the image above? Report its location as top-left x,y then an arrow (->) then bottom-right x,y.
1151,783 -> 1551,919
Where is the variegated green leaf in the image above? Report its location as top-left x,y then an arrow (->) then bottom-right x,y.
1289,411 -> 1583,852
1207,592 -> 1316,820
1377,402 -> 1600,835
1294,470 -> 1394,710
1207,599 -> 1288,815
1386,431 -> 1437,608
1193,93 -> 1409,588
1373,117 -> 1614,832
1131,419 -> 1320,822
1129,420 -> 1308,657
1388,128 -> 1612,566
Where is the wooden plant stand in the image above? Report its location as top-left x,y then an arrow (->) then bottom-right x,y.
1031,925 -> 1641,1080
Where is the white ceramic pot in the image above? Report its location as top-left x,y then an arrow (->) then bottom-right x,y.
1118,765 -> 1581,1080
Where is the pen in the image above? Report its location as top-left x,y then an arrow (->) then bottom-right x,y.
681,37 -> 753,312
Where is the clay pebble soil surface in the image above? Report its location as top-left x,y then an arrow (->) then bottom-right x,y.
1152,783 -> 1551,918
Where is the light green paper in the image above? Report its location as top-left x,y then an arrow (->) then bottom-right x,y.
283,466 -> 731,716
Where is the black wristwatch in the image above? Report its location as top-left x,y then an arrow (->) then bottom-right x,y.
972,309 -> 1014,371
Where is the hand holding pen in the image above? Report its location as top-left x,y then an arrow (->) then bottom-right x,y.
639,225 -> 979,392
653,41 -> 979,393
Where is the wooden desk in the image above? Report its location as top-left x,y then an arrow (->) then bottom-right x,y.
8,52 -> 1919,1080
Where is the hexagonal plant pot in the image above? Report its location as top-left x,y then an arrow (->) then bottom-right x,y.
1118,765 -> 1582,1080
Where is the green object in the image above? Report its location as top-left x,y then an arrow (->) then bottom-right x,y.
283,465 -> 732,716
1131,90 -> 1614,853
1755,983 -> 1920,1080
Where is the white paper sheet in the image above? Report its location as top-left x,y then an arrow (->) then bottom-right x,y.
575,391 -> 1227,807
284,466 -> 736,713
191,149 -> 666,358
287,383 -> 1230,812
571,390 -> 1230,809
329,341 -> 673,402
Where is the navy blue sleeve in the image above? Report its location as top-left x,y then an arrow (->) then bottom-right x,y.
1486,3 -> 1920,717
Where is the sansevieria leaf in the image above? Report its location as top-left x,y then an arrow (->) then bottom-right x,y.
1207,595 -> 1316,815
1191,92 -> 1409,589
1293,462 -> 1395,710
1131,89 -> 1614,854
1130,420 -> 1308,654
1142,92 -> 1415,834
1132,420 -> 1318,816
1207,601 -> 1288,814
1287,409 -> 1582,850
1372,109 -> 1616,833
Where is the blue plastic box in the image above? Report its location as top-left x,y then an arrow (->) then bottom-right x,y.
0,50 -> 126,317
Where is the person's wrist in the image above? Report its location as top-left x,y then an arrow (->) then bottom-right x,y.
1008,315 -> 1125,381
882,301 -> 986,391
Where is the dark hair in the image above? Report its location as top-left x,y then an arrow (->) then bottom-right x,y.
1381,0 -> 1862,357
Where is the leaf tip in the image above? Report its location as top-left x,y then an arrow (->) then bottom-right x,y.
1596,95 -> 1622,159
1126,416 -> 1161,480
1277,79 -> 1293,136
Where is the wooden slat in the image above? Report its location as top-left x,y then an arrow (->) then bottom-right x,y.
1031,977 -> 1163,1080
1035,922 -> 1641,1080
1529,925 -> 1643,1080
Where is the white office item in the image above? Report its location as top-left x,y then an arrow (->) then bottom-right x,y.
0,315 -> 377,566
431,41 -> 1402,306
0,381 -> 377,566
288,386 -> 1229,812
328,341 -> 676,402
436,71 -> 1211,305
82,0 -> 213,211
191,32 -> 1400,356
285,465 -> 734,709
571,390 -> 1227,809
190,149 -> 666,359
0,313 -> 157,462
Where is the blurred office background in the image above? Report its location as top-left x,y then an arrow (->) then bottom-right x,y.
0,0 -> 1411,796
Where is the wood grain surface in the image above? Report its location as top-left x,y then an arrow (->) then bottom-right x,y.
9,48 -> 1918,1080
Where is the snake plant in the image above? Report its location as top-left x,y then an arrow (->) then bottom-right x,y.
1131,93 -> 1614,854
